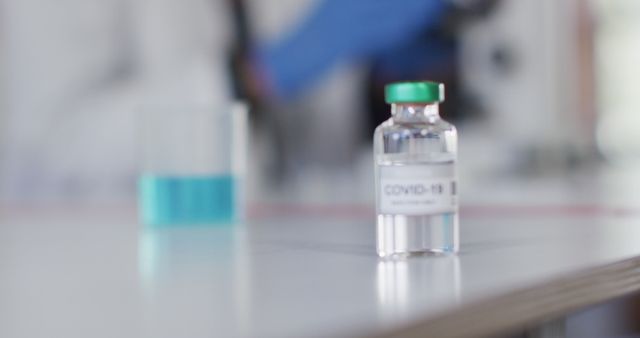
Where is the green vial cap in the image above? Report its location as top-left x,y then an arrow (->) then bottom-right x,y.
385,81 -> 445,104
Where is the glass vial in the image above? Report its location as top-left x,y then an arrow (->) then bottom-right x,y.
374,81 -> 458,257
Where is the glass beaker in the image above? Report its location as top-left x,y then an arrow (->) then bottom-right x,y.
138,103 -> 247,226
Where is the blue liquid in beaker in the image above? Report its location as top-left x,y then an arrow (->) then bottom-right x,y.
139,174 -> 236,226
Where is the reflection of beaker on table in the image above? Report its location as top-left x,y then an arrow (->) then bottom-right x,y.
138,226 -> 252,336
376,256 -> 460,320
137,103 -> 247,226
138,226 -> 239,283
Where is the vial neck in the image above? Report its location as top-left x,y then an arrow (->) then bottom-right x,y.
391,103 -> 440,123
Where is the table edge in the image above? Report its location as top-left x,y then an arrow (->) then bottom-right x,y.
367,255 -> 640,338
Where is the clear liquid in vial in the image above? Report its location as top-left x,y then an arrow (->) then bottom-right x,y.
375,156 -> 458,257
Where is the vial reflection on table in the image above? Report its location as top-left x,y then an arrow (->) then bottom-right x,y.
376,256 -> 461,320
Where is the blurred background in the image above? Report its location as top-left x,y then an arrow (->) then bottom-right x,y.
2,0 -> 640,337
2,0 -> 639,208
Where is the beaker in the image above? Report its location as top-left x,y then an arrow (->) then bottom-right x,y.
138,103 -> 247,226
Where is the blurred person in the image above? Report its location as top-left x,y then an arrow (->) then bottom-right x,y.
0,0 -> 494,203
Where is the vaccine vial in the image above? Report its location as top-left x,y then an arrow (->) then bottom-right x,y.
374,81 -> 458,257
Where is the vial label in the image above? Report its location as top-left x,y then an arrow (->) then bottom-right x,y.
378,163 -> 457,215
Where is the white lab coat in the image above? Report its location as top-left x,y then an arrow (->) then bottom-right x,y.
0,0 -> 232,202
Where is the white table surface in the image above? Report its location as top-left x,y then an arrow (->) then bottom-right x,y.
2,193 -> 640,337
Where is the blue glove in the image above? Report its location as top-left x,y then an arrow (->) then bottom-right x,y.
256,0 -> 449,99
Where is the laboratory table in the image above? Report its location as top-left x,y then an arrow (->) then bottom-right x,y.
2,201 -> 640,338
